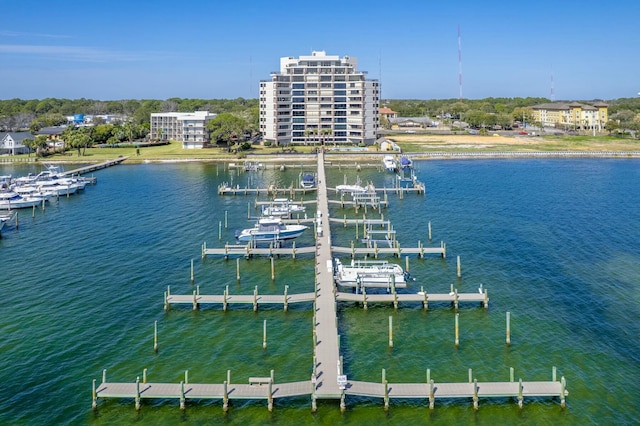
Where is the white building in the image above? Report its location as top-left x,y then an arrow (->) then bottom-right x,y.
150,111 -> 217,149
0,132 -> 32,155
259,51 -> 379,146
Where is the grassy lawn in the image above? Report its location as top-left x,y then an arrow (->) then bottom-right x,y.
14,142 -> 323,163
389,133 -> 640,154
5,135 -> 640,164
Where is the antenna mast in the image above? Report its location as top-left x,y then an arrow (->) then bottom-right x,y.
458,24 -> 463,100
550,66 -> 555,101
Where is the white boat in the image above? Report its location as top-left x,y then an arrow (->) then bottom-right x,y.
383,155 -> 398,173
335,184 -> 367,195
0,191 -> 43,209
0,212 -> 16,233
244,161 -> 264,171
235,216 -> 308,243
12,184 -> 56,202
14,166 -> 80,196
333,258 -> 408,288
261,198 -> 306,217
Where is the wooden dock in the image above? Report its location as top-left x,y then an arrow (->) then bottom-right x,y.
202,241 -> 316,258
94,150 -> 568,414
164,285 -> 315,311
332,240 -> 446,258
61,157 -> 129,176
218,183 -> 317,196
94,367 -> 566,411
162,285 -> 488,312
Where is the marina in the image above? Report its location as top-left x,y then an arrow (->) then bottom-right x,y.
94,152 -> 568,414
1,158 -> 637,424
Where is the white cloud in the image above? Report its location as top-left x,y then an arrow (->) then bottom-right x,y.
0,44 -> 170,63
0,30 -> 72,39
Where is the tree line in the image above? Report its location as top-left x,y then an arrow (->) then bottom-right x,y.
385,97 -> 640,133
2,96 -> 639,137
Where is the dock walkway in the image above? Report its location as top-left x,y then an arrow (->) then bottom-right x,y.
62,157 -> 128,176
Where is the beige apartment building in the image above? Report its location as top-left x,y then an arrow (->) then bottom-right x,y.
259,51 -> 379,146
532,102 -> 608,130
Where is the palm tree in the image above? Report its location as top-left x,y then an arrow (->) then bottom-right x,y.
304,128 -> 318,146
320,128 -> 332,146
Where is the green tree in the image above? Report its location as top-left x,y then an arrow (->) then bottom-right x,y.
34,135 -> 49,156
206,113 -> 248,146
22,138 -> 35,157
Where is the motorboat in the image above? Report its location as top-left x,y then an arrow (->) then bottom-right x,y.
235,216 -> 308,242
0,212 -> 15,233
335,184 -> 367,195
0,190 -> 43,209
383,155 -> 398,173
400,156 -> 413,170
244,161 -> 264,171
300,171 -> 317,189
12,184 -> 56,202
336,177 -> 369,195
261,198 -> 306,218
13,166 -> 80,196
333,258 -> 408,288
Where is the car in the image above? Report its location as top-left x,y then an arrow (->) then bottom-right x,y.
518,131 -> 528,135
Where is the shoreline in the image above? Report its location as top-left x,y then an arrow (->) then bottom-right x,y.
2,150 -> 640,166
132,150 -> 640,164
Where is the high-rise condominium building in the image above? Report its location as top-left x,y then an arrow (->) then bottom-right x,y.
259,51 -> 379,146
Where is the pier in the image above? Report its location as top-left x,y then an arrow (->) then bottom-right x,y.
61,157 -> 129,176
94,151 -> 567,413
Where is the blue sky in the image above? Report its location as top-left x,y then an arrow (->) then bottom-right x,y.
1,0 -> 638,101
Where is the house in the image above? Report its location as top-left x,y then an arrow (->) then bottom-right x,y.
379,107 -> 398,120
389,117 -> 436,129
0,132 -> 33,155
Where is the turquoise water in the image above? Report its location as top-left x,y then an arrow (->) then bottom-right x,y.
0,159 -> 638,425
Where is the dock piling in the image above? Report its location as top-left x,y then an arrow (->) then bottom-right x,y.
473,378 -> 479,410
454,313 -> 460,348
180,380 -> 185,410
388,316 -> 393,348
263,320 -> 267,349
135,376 -> 141,411
506,311 -> 511,345
253,286 -> 258,311
271,257 -> 275,281
92,379 -> 97,410
223,381 -> 229,412
236,258 -> 240,281
429,379 -> 435,409
457,256 -> 461,278
518,378 -> 524,408
154,320 -> 158,353
190,259 -> 194,283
